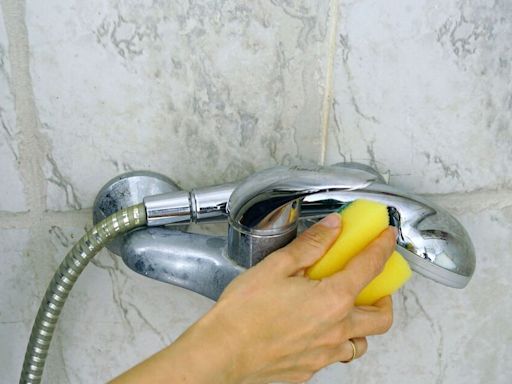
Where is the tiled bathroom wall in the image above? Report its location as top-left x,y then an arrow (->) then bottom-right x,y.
1,0 -> 510,383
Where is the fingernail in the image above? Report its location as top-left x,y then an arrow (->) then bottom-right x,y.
320,213 -> 341,228
391,226 -> 398,238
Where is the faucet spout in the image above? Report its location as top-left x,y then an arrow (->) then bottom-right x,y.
121,227 -> 243,300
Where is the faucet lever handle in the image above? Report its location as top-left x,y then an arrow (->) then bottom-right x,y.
227,166 -> 380,232
226,165 -> 382,268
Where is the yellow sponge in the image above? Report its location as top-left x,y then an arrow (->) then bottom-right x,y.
306,199 -> 412,306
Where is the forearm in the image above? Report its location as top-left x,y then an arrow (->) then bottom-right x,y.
110,307 -> 238,384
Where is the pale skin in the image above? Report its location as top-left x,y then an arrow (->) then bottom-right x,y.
111,213 -> 396,384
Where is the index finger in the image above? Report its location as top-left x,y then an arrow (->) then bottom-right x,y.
325,227 -> 397,298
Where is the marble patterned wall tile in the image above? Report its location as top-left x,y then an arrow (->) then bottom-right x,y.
326,0 -> 512,193
2,225 -> 215,383
7,1 -> 510,383
0,6 -> 27,212
26,0 -> 330,211
310,203 -> 511,383
0,229 -> 33,384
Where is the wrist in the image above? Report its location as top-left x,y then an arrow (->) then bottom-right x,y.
171,303 -> 244,384
110,303 -> 242,384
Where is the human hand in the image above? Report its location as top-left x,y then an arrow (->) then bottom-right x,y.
111,213 -> 396,384
205,213 -> 397,383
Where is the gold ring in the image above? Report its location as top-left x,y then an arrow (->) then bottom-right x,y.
342,339 -> 357,363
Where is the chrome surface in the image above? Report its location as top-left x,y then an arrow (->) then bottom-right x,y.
300,183 -> 475,288
94,163 -> 476,301
226,164 -> 475,288
191,183 -> 236,222
332,161 -> 387,183
93,171 -> 179,254
226,165 -> 377,268
121,227 -> 243,300
144,191 -> 192,226
227,166 -> 376,233
144,184 -> 236,226
228,225 -> 297,268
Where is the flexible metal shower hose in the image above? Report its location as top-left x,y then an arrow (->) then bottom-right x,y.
20,204 -> 147,384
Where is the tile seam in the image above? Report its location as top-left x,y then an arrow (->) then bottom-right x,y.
0,188 -> 510,228
1,0 -> 48,221
319,0 -> 339,165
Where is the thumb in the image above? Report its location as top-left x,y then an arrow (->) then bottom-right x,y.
259,213 -> 341,277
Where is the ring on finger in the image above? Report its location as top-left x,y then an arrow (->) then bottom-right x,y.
341,338 -> 357,363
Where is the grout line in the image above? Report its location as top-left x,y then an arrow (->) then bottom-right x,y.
0,188 -> 510,229
319,0 -> 339,166
2,0 -> 48,221
0,209 -> 92,229
422,190 -> 512,213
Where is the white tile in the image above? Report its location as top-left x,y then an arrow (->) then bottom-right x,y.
0,7 -> 27,212
0,229 -> 38,384
327,0 -> 512,193
26,0 -> 330,211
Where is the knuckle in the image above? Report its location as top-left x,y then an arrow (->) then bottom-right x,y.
332,326 -> 348,346
278,250 -> 296,266
360,339 -> 369,355
339,347 -> 353,363
305,358 -> 321,372
304,352 -> 332,373
378,310 -> 394,333
321,327 -> 347,348
323,285 -> 353,318
289,372 -> 314,383
316,350 -> 334,369
367,249 -> 386,276
343,276 -> 361,299
300,228 -> 326,250
338,288 -> 356,313
268,250 -> 294,270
